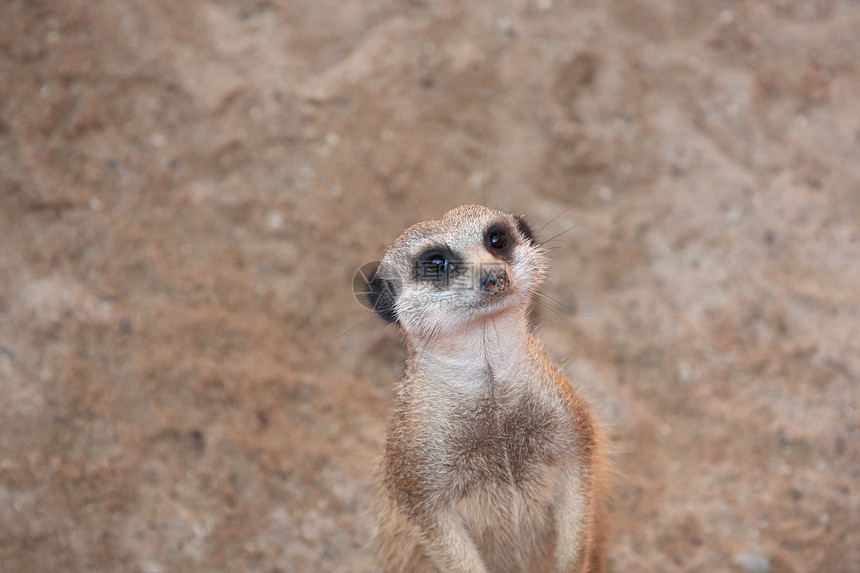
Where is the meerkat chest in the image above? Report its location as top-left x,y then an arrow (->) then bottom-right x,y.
439,389 -> 571,567
441,388 -> 571,491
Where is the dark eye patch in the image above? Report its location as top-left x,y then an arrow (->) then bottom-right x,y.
515,215 -> 535,245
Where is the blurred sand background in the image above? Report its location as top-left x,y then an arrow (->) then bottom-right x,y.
1,1 -> 859,571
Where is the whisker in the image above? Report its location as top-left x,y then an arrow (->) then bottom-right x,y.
482,153 -> 488,207
537,292 -> 577,315
325,313 -> 387,346
541,223 -> 578,246
534,293 -> 578,322
533,298 -> 566,322
536,206 -> 573,236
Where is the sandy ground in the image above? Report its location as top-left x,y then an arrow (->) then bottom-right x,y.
1,1 -> 859,571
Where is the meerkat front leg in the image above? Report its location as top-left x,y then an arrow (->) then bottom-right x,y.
376,491 -> 489,572
553,473 -> 597,573
418,512 -> 489,573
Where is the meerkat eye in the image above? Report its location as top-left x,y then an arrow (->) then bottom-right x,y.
425,254 -> 446,273
485,223 -> 516,260
488,230 -> 507,249
417,250 -> 448,279
485,223 -> 510,253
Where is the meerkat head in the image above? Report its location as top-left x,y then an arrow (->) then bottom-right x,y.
366,205 -> 546,338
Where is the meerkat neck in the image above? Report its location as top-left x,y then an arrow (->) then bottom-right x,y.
406,310 -> 533,385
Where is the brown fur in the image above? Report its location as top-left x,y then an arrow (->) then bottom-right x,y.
371,206 -> 606,572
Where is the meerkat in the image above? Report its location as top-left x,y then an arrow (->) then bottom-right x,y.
365,204 -> 606,573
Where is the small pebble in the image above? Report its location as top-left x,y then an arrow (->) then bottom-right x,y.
735,551 -> 770,573
718,10 -> 735,25
266,210 -> 285,231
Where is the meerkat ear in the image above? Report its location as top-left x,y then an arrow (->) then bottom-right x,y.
515,215 -> 535,244
366,266 -> 398,323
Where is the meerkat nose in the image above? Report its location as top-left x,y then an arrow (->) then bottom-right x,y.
481,268 -> 509,294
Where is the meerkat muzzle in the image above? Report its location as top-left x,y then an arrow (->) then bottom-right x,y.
481,268 -> 509,294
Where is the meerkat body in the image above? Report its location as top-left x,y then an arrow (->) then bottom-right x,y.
367,205 -> 605,573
